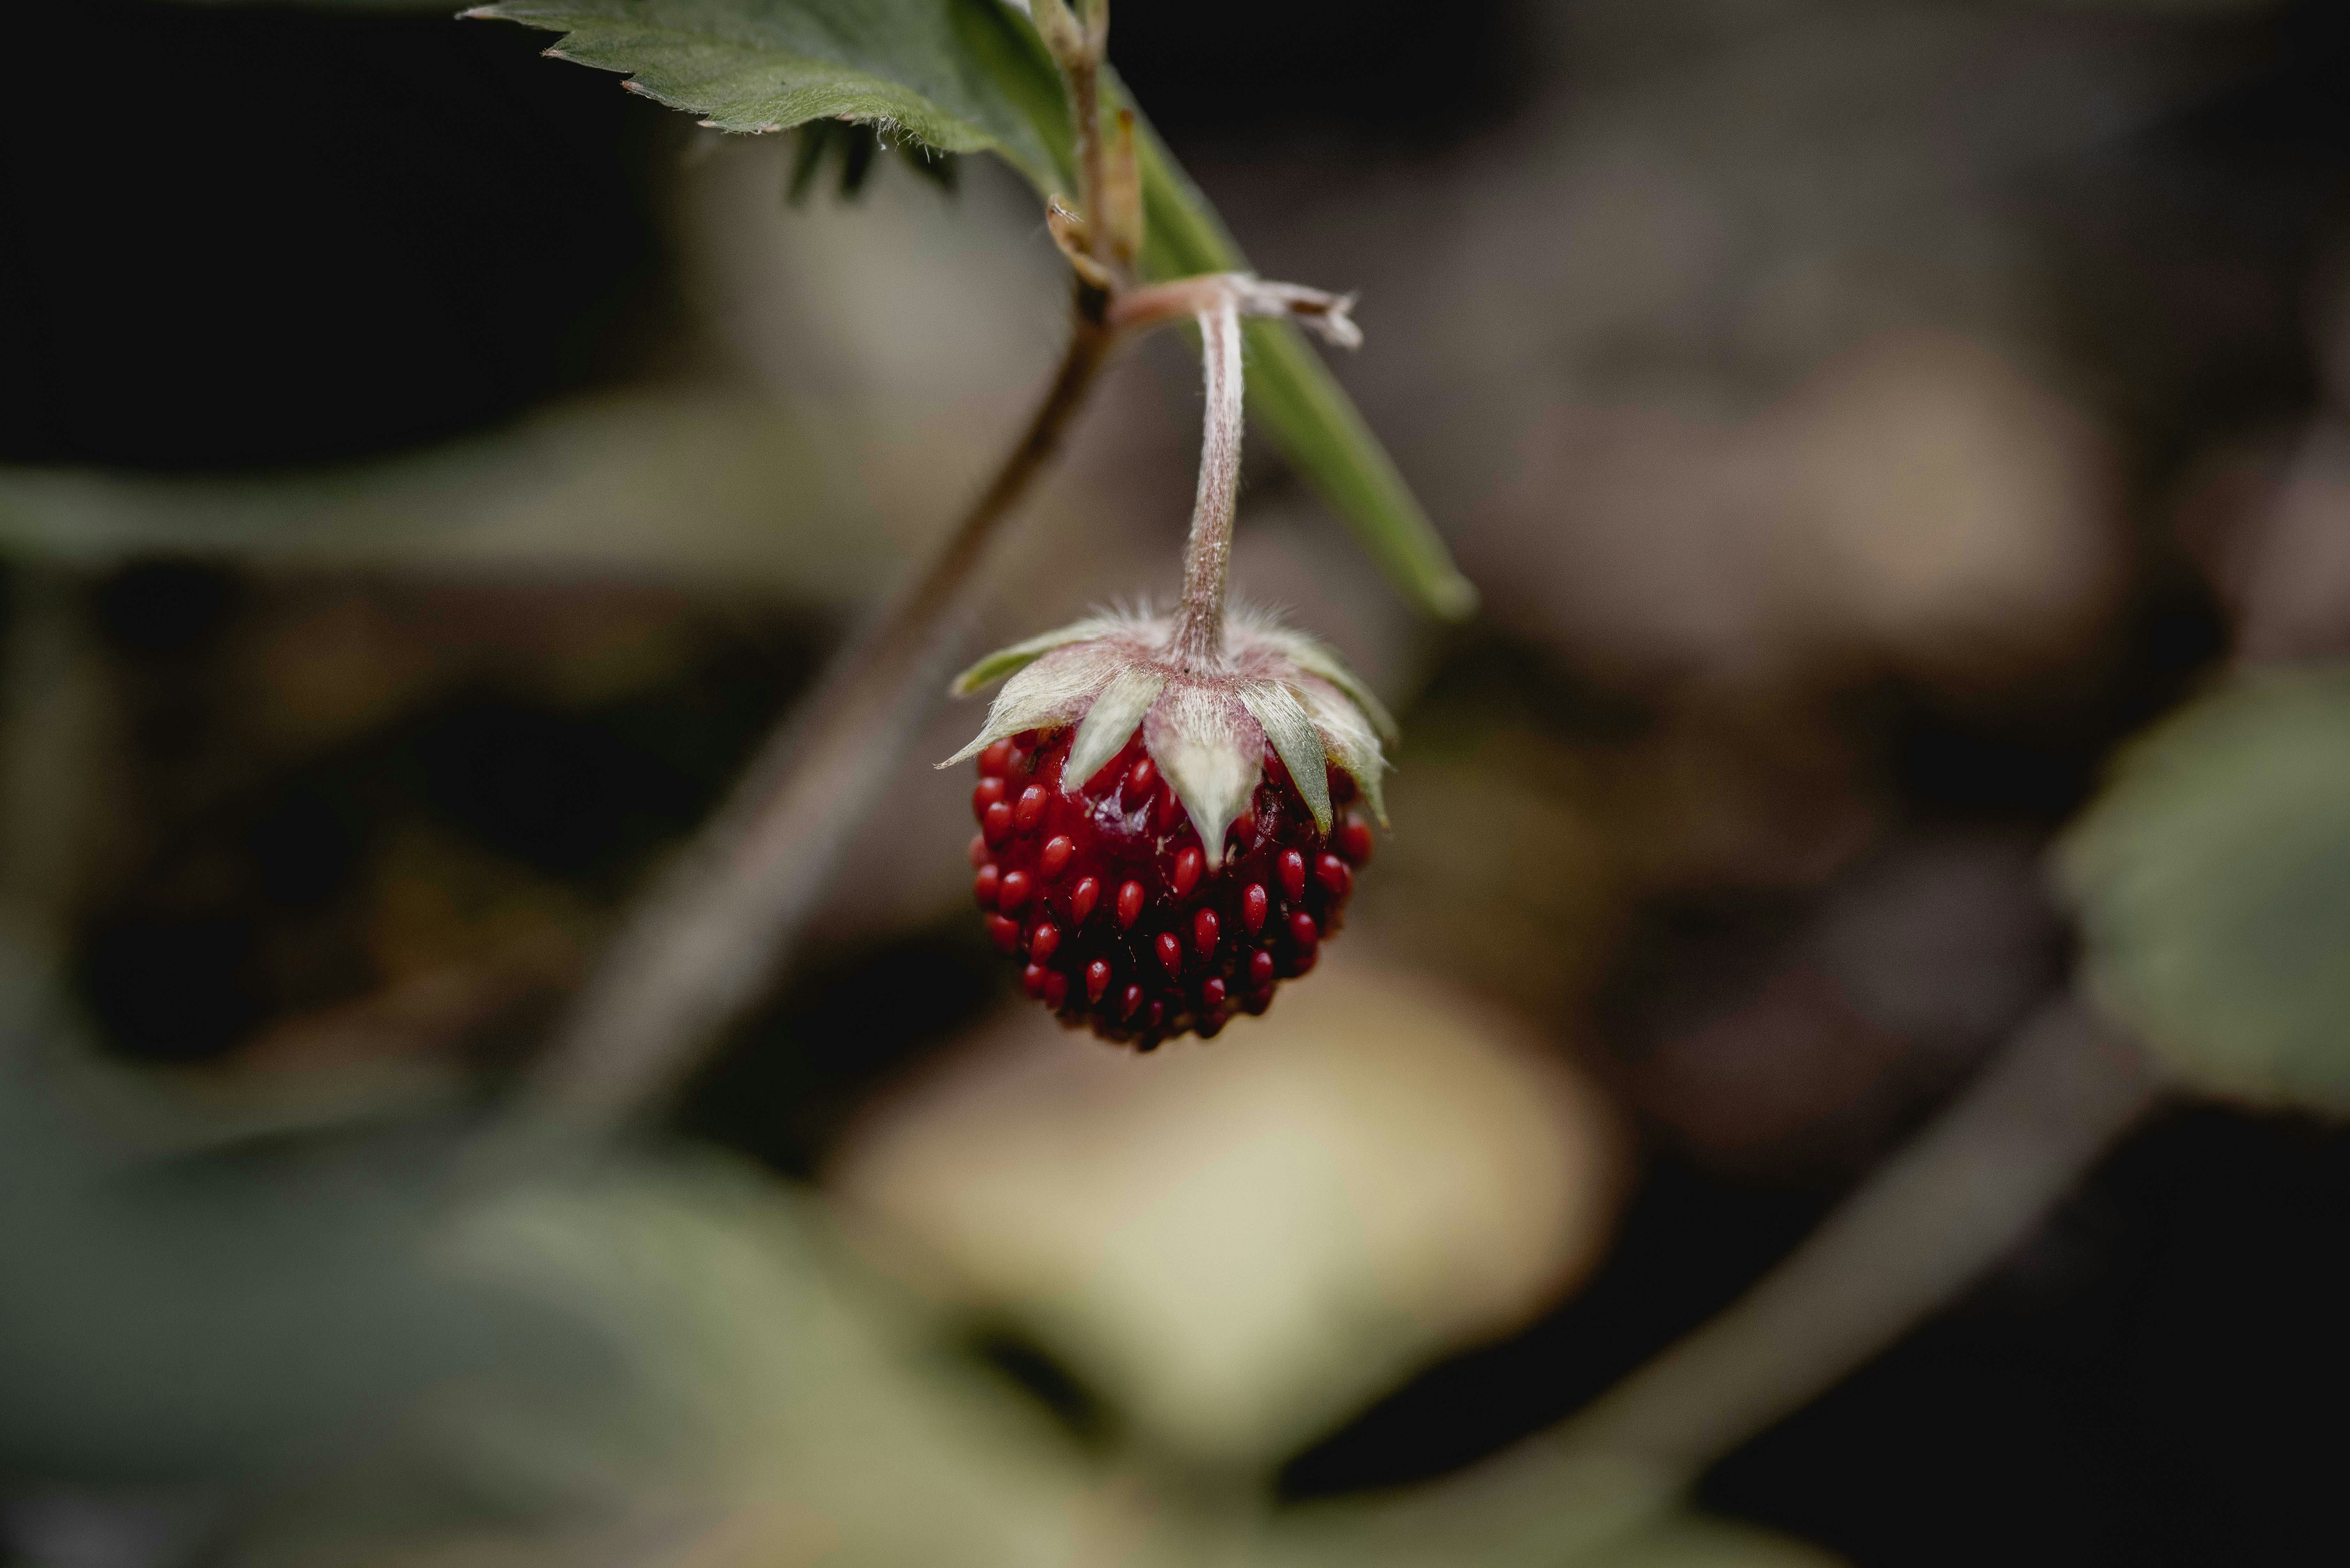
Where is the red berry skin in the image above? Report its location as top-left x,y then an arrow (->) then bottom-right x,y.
968,833 -> 990,868
1336,817 -> 1374,866
973,777 -> 1007,817
1316,853 -> 1352,900
1015,784 -> 1049,835
979,739 -> 1015,778
966,727 -> 1362,1049
974,864 -> 1001,908
1277,848 -> 1307,903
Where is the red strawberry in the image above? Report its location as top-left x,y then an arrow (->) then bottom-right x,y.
967,727 -> 1374,1047
945,604 -> 1393,1049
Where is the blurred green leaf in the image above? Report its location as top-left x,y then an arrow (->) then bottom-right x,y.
0,389 -> 910,599
2059,669 -> 2350,1113
0,938 -> 1102,1562
470,2 -> 1474,619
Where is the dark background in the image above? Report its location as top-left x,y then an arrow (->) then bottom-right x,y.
3,4 -> 2346,1564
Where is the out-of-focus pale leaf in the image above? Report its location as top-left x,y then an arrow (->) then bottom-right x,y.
2058,670 -> 2350,1112
831,958 -> 1625,1466
0,389 -> 903,599
467,5 -> 1474,619
470,0 -> 1072,189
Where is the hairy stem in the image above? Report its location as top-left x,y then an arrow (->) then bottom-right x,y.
509,298 -> 1112,1135
1173,293 -> 1244,670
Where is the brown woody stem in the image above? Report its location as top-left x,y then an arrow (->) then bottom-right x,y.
1551,993 -> 2159,1472
1173,292 -> 1245,670
1255,994 -> 2164,1566
507,293 -> 1112,1135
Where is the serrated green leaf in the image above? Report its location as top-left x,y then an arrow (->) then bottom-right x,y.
471,0 -> 1071,188
473,2 -> 1473,620
2058,669 -> 2350,1114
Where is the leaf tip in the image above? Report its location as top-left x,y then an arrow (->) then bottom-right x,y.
1426,570 -> 1480,622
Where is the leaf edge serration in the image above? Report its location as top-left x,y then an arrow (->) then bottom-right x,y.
466,2 -> 1053,183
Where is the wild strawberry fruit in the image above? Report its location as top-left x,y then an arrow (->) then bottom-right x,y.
945,604 -> 1391,1049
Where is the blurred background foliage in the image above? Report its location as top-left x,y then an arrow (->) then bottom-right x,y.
2,1 -> 2348,1564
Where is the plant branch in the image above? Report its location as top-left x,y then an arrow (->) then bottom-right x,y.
1173,292 -> 1244,670
1550,991 -> 2161,1475
1036,0 -> 1116,279
1262,992 -> 2164,1565
508,295 -> 1113,1136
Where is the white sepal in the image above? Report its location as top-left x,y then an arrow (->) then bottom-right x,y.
937,640 -> 1120,768
1233,611 -> 1399,746
1064,666 -> 1167,794
1239,680 -> 1333,834
1292,673 -> 1388,826
1144,682 -> 1262,869
948,613 -> 1135,697
944,602 -> 1393,842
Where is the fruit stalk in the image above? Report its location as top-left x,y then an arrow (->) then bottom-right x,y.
1173,292 -> 1244,671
